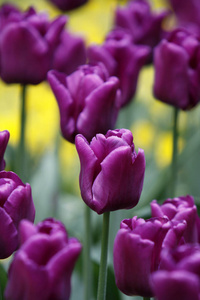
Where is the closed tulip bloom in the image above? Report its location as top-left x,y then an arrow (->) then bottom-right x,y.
0,5 -> 66,84
48,64 -> 121,143
0,171 -> 35,259
154,28 -> 200,109
5,218 -> 82,300
75,129 -> 145,214
151,195 -> 200,243
0,130 -> 9,171
114,0 -> 169,59
88,29 -> 150,107
151,244 -> 200,300
52,30 -> 86,75
48,0 -> 88,11
113,216 -> 186,297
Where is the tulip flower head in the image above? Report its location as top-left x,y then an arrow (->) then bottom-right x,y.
151,195 -> 200,243
75,128 -> 145,214
151,244 -> 200,300
48,64 -> 121,143
0,171 -> 35,259
114,0 -> 170,61
88,29 -> 150,107
153,28 -> 200,110
5,218 -> 82,300
168,0 -> 200,36
113,216 -> 186,297
0,130 -> 9,171
0,4 -> 66,84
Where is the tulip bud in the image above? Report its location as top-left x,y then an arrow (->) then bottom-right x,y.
0,171 -> 35,259
153,28 -> 200,109
88,29 -> 150,107
151,244 -> 200,300
48,64 -> 121,143
151,195 -> 200,243
113,216 -> 186,297
75,128 -> 145,214
0,4 -> 66,84
5,218 -> 82,300
114,0 -> 169,61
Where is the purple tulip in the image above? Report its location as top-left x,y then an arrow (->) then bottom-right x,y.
168,0 -> 200,36
114,0 -> 170,60
0,130 -> 9,171
48,64 -> 121,143
88,29 -> 150,107
153,28 -> 200,110
113,216 -> 186,297
5,218 -> 82,300
52,30 -> 86,75
0,4 -> 66,84
151,195 -> 200,243
151,244 -> 200,300
0,171 -> 35,259
48,0 -> 88,11
75,129 -> 145,214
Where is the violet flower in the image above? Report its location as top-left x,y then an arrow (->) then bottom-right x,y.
151,244 -> 200,300
153,28 -> 200,110
113,216 -> 186,297
88,29 -> 150,107
52,30 -> 86,75
75,129 -> 145,214
0,4 -> 66,84
4,218 -> 82,300
48,64 -> 121,143
0,130 -> 9,171
0,171 -> 35,259
151,195 -> 200,243
168,0 -> 200,36
114,0 -> 170,61
48,0 -> 88,11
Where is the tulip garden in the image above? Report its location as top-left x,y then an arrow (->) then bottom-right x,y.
1,0 -> 200,299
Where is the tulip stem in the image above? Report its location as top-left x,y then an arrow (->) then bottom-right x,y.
97,211 -> 110,300
171,107 -> 179,197
18,84 -> 27,181
143,298 -> 151,300
84,206 -> 92,300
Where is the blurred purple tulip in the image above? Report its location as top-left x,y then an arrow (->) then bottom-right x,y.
151,195 -> 200,243
48,64 -> 121,143
151,244 -> 200,300
113,216 -> 186,297
88,29 -> 150,107
114,0 -> 170,61
48,0 -> 88,11
168,0 -> 200,35
5,218 -> 82,300
75,129 -> 145,214
153,28 -> 200,109
52,30 -> 86,75
0,130 -> 9,171
0,4 -> 66,84
0,171 -> 35,259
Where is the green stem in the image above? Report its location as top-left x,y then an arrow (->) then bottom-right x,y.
84,206 -> 92,300
143,298 -> 151,300
97,211 -> 110,300
171,107 -> 179,197
18,84 -> 27,181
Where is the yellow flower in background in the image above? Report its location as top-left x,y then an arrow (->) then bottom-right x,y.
131,120 -> 155,152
